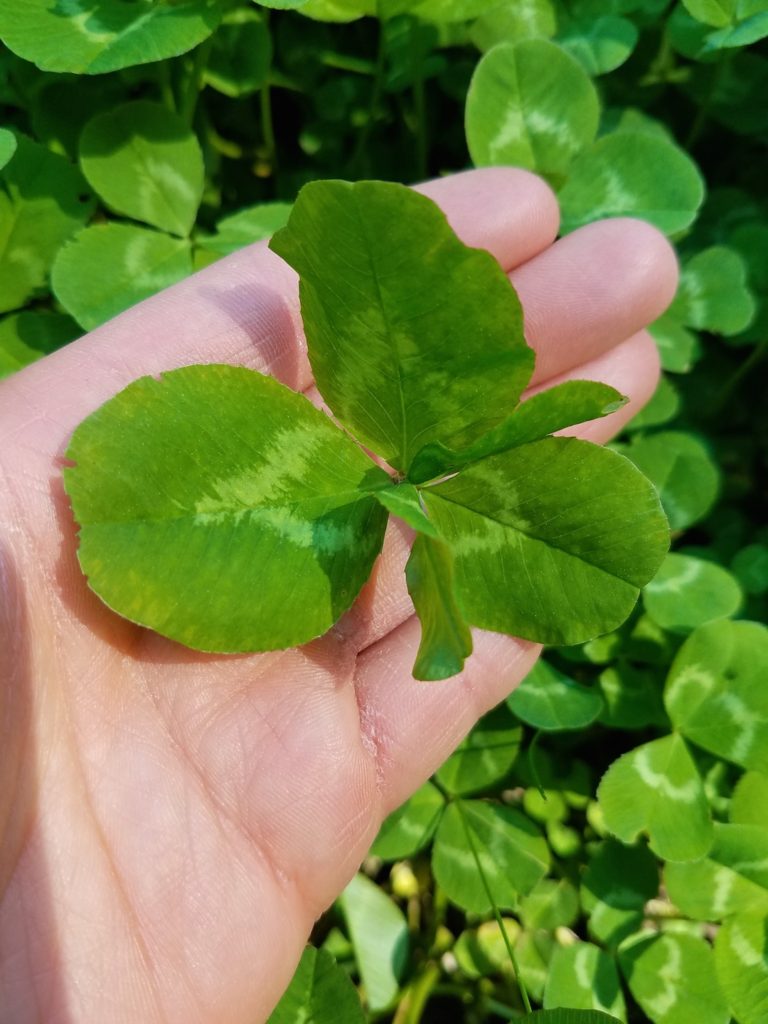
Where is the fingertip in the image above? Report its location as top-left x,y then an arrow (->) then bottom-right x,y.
414,167 -> 561,270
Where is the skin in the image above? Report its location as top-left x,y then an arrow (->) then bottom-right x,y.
0,168 -> 678,1024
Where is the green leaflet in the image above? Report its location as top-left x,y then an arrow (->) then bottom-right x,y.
664,619 -> 768,771
52,223 -> 194,331
618,932 -> 730,1024
267,946 -> 364,1024
64,364 -> 390,652
375,483 -> 439,538
669,245 -> 756,336
0,134 -> 95,314
409,380 -> 626,484
520,878 -> 580,931
0,129 -> 16,171
435,704 -> 522,795
644,552 -> 743,634
0,311 -> 80,379
270,179 -> 532,474
198,203 -> 293,257
597,733 -> 713,861
0,0 -> 221,75
559,131 -> 705,236
731,770 -> 768,825
557,15 -> 638,76
465,39 -> 599,182
581,839 -> 659,947
714,912 -> 768,1024
622,431 -> 720,531
338,874 -> 409,1012
79,102 -> 204,237
405,535 -> 473,681
370,781 -> 445,861
432,800 -> 550,914
664,822 -> 768,920
508,658 -> 604,731
470,0 -> 557,51
524,1012 -> 624,1024
422,437 -> 669,647
543,943 -> 627,1020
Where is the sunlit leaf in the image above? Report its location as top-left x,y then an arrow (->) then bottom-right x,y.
664,619 -> 768,771
435,704 -> 522,795
644,553 -> 742,634
0,134 -> 95,313
0,0 -> 221,74
52,223 -> 194,330
598,734 -> 713,861
470,0 -> 557,51
422,437 -> 669,646
731,770 -> 768,825
338,873 -> 409,1012
508,659 -> 604,731
524,1011 -> 624,1024
432,799 -> 549,913
79,101 -> 204,237
544,943 -> 626,1020
370,781 -> 445,860
665,822 -> 768,921
267,945 -> 364,1024
270,179 -> 532,474
559,131 -> 705,235
453,918 -> 521,979
681,0 -> 735,27
63,364 -> 390,652
715,912 -> 768,1024
618,931 -> 730,1024
465,39 -> 599,181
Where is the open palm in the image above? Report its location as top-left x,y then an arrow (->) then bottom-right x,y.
0,169 -> 677,1024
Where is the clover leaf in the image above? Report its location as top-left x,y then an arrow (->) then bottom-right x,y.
64,179 -> 669,680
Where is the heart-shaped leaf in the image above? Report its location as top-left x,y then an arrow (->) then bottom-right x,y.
664,619 -> 768,771
79,102 -> 204,237
267,945 -> 364,1024
597,733 -> 713,861
508,658 -> 604,731
544,943 -> 626,1020
714,912 -> 768,1024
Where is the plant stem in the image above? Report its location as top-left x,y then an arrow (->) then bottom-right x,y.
180,38 -> 213,125
260,77 -> 277,174
392,962 -> 441,1024
350,14 -> 386,177
528,730 -> 547,800
710,338 -> 767,416
411,23 -> 427,180
454,800 -> 532,1015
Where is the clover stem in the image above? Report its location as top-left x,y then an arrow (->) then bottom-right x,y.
454,799 -> 532,1014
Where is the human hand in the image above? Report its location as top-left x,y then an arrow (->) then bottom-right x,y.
0,169 -> 677,1024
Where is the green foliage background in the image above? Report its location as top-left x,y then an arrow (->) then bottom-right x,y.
1,0 -> 767,1021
